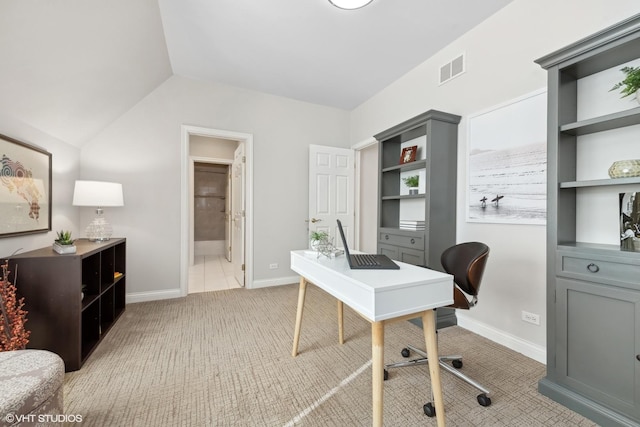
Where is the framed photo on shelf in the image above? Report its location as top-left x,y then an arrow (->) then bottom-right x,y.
0,133 -> 52,238
620,192 -> 640,252
399,145 -> 417,164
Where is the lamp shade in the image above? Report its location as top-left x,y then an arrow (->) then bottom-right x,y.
329,0 -> 373,9
73,181 -> 124,207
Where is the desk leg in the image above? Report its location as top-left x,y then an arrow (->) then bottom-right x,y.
372,321 -> 384,427
291,277 -> 308,357
422,310 -> 445,427
337,300 -> 344,344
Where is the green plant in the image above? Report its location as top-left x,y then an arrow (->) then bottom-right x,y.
402,175 -> 419,188
610,66 -> 640,98
55,230 -> 75,245
310,230 -> 329,242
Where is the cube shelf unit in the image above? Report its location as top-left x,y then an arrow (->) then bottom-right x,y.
9,238 -> 126,372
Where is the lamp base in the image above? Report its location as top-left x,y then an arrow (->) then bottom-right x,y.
86,208 -> 113,242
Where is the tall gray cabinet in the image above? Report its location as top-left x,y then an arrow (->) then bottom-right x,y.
535,14 -> 640,426
374,110 -> 460,327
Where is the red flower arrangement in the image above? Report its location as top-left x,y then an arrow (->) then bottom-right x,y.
0,260 -> 30,351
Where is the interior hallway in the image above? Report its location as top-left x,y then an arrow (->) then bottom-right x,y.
188,255 -> 242,293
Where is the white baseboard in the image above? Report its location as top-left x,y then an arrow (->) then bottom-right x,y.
456,312 -> 546,364
126,289 -> 183,304
251,275 -> 299,289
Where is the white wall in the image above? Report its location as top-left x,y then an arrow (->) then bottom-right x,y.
79,75 -> 351,298
349,0 -> 640,361
0,115 -> 80,260
357,143 -> 379,253
190,135 -> 238,159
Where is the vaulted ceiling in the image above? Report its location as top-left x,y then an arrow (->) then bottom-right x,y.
0,0 -> 513,147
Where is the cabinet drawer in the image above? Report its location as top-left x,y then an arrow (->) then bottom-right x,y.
379,242 -> 425,266
557,251 -> 640,288
379,231 -> 424,250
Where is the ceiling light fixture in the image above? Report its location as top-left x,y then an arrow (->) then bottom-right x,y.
329,0 -> 373,10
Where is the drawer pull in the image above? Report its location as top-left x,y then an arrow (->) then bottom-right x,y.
587,263 -> 600,273
410,238 -> 415,244
385,234 -> 389,240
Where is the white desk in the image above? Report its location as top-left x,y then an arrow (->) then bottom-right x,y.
290,250 -> 453,427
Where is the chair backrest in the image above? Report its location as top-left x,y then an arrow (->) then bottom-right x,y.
440,242 -> 489,298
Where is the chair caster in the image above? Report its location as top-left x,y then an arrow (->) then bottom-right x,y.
477,393 -> 491,407
401,348 -> 411,358
383,369 -> 388,381
452,359 -> 463,369
423,402 -> 436,417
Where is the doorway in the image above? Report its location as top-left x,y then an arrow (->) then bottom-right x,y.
180,125 -> 253,296
190,160 -> 238,293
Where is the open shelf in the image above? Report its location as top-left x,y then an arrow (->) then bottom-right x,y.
560,107 -> 640,135
8,238 -> 127,372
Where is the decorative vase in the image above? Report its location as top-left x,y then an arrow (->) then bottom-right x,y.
53,243 -> 77,254
409,187 -> 419,195
608,159 -> 640,178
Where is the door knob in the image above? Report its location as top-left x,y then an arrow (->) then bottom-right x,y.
306,218 -> 322,223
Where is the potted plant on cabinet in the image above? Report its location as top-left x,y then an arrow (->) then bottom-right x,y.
610,66 -> 640,103
402,175 -> 420,195
53,230 -> 76,254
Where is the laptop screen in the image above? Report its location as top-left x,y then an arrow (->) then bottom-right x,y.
336,219 -> 351,258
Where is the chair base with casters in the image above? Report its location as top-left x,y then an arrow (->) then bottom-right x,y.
384,241 -> 492,417
384,343 -> 492,416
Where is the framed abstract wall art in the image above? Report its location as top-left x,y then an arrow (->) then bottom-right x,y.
0,134 -> 52,238
467,89 -> 547,225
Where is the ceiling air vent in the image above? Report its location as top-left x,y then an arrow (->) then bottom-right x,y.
439,53 -> 465,85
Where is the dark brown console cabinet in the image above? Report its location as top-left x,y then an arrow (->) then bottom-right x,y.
8,238 -> 126,372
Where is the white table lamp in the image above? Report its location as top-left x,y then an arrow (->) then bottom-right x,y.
73,180 -> 124,242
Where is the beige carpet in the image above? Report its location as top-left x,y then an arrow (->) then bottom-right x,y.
63,284 -> 597,426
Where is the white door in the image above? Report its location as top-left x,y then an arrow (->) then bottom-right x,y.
225,167 -> 232,262
232,143 -> 245,286
308,145 -> 355,249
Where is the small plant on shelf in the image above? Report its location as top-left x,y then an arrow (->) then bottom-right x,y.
55,230 -> 75,246
610,66 -> 640,99
402,175 -> 419,188
53,230 -> 77,254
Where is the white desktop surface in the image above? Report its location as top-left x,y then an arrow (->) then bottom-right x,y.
290,250 -> 453,321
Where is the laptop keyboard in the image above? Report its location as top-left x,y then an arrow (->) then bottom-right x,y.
354,254 -> 381,266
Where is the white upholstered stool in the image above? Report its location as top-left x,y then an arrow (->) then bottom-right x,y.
0,350 -> 64,426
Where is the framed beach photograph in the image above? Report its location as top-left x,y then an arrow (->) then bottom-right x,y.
0,134 -> 52,238
399,145 -> 417,164
467,89 -> 547,225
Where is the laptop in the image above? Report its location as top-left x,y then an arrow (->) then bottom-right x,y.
336,219 -> 399,270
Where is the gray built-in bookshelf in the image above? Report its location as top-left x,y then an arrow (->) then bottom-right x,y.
375,110 -> 460,328
535,14 -> 640,426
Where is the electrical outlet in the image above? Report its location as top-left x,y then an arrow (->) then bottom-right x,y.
269,263 -> 278,269
521,311 -> 540,325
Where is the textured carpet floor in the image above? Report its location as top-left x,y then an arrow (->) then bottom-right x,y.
63,284 -> 597,426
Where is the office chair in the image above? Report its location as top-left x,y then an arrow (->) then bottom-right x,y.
384,241 -> 491,416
